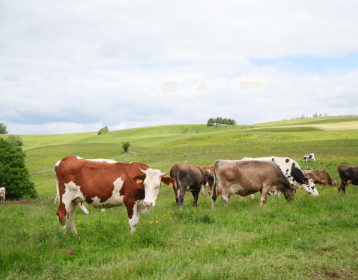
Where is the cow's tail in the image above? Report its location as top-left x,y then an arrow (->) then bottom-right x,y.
54,166 -> 60,203
173,164 -> 181,196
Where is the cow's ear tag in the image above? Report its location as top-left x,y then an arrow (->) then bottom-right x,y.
136,179 -> 141,184
169,182 -> 173,188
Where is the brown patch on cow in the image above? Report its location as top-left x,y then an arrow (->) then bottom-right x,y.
0,200 -> 44,206
303,170 -> 335,186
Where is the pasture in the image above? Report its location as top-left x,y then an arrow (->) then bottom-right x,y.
1,117 -> 358,279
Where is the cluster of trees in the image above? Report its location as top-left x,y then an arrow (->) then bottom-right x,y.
0,138 -> 38,200
207,117 -> 237,126
98,126 -> 109,135
0,122 -> 8,134
291,113 -> 329,120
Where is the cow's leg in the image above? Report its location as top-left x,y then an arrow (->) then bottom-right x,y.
221,187 -> 229,206
260,185 -> 270,206
78,202 -> 89,214
191,188 -> 201,207
179,186 -> 187,209
67,201 -> 78,234
173,184 -> 179,205
338,180 -> 346,193
126,201 -> 140,234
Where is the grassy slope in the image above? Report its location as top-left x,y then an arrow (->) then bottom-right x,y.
253,116 -> 358,127
1,121 -> 358,279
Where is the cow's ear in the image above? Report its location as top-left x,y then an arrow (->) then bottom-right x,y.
133,174 -> 146,183
161,176 -> 174,187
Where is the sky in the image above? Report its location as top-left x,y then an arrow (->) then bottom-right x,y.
1,0 -> 357,135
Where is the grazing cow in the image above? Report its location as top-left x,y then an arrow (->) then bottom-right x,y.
242,157 -> 319,196
55,156 -> 174,234
302,170 -> 337,186
303,153 -> 316,163
54,157 -> 118,214
0,187 -> 5,203
211,160 -> 294,208
170,164 -> 209,209
337,165 -> 358,193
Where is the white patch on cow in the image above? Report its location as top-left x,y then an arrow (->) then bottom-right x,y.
87,159 -> 117,163
129,202 -> 140,234
90,177 -> 125,208
62,181 -> 86,212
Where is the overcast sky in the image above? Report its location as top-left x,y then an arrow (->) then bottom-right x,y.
1,0 -> 357,134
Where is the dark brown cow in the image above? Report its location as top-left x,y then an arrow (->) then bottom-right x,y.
56,156 -> 174,234
203,166 -> 214,195
302,170 -> 336,186
170,164 -> 209,209
211,160 -> 294,208
337,165 -> 358,193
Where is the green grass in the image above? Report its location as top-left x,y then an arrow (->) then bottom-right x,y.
1,120 -> 358,279
254,116 -> 358,127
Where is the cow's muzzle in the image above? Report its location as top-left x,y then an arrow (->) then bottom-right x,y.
144,201 -> 153,207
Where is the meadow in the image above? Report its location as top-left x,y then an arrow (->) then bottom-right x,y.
1,117 -> 358,279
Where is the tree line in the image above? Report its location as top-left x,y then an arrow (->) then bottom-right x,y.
207,117 -> 237,126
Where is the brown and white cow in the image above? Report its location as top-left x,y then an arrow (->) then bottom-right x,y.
211,160 -> 294,208
0,187 -> 5,203
55,156 -> 174,234
54,157 -> 118,214
302,170 -> 337,186
170,164 -> 209,209
337,165 -> 358,193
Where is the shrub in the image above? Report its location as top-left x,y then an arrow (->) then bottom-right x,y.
122,141 -> 131,152
98,126 -> 109,135
7,135 -> 23,146
0,138 -> 38,200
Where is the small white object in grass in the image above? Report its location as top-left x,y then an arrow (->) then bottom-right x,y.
101,209 -> 106,212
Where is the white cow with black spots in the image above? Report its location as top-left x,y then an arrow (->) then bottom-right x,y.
303,153 -> 316,163
242,156 -> 319,196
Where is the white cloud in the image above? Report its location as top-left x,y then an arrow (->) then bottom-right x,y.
0,0 -> 357,134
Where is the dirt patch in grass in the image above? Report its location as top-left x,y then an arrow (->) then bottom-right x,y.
312,269 -> 356,279
0,200 -> 44,206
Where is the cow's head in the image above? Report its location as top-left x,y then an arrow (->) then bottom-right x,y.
300,179 -> 319,196
133,168 -> 174,207
282,184 -> 295,201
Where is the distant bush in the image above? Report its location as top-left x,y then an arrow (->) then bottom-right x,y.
207,117 -> 236,126
0,138 -> 38,200
122,141 -> 131,152
0,122 -> 8,134
7,135 -> 23,146
98,126 -> 109,135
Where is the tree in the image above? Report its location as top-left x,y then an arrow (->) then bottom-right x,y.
7,135 -> 23,146
301,113 -> 305,119
0,138 -> 38,200
122,141 -> 131,152
0,123 -> 8,134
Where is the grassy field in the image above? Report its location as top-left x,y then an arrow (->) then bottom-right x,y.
1,118 -> 358,279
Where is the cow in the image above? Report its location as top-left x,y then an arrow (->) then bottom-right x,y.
242,157 -> 319,196
170,164 -> 209,209
0,187 -> 5,203
211,160 -> 294,208
55,156 -> 174,234
303,153 -> 316,163
203,165 -> 257,199
302,170 -> 337,186
337,165 -> 358,193
54,157 -> 118,214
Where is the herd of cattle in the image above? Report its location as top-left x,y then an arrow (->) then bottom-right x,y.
1,153 -> 357,234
